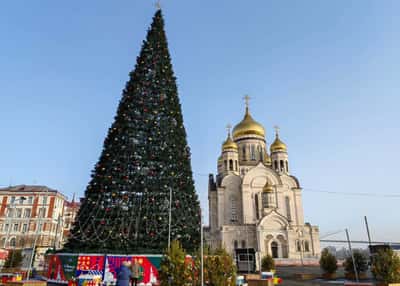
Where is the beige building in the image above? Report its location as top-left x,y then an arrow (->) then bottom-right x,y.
0,185 -> 79,267
205,102 -> 320,266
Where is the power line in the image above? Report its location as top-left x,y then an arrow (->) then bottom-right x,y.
302,188 -> 400,198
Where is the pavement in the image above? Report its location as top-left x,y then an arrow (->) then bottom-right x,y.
275,266 -> 375,286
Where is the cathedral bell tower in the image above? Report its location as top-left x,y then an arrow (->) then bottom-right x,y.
218,125 -> 239,176
270,126 -> 289,174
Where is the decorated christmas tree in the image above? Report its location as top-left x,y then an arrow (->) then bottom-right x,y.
63,9 -> 201,254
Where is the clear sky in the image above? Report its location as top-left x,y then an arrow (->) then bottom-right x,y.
1,1 -> 399,244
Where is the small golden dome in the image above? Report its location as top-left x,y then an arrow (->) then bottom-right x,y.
232,108 -> 265,140
222,136 -> 238,151
270,128 -> 287,153
263,180 -> 274,193
263,152 -> 272,165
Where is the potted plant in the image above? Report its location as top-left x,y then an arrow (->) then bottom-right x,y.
343,250 -> 369,280
319,248 -> 338,279
371,248 -> 400,286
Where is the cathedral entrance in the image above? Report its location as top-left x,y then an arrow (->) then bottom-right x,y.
271,241 -> 279,258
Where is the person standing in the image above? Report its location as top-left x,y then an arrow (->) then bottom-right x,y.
116,261 -> 132,286
130,260 -> 142,286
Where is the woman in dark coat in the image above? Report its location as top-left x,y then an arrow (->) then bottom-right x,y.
116,261 -> 132,286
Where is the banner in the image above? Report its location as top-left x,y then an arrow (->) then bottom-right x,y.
45,253 -> 161,284
103,255 -> 160,285
47,254 -> 78,282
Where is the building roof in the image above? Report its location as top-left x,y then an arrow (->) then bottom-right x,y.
0,185 -> 67,199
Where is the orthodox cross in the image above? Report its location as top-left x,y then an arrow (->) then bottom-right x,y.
274,125 -> 280,137
155,0 -> 161,9
226,124 -> 232,136
243,95 -> 251,108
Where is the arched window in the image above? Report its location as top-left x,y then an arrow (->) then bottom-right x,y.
1,238 -> 5,247
285,161 -> 289,172
230,197 -> 238,223
234,240 -> 238,249
229,159 -> 233,171
224,160 -> 227,171
254,194 -> 259,219
235,160 -> 238,171
262,192 -> 269,209
304,241 -> 310,252
258,145 -> 263,161
280,160 -> 284,171
285,196 -> 291,221
10,237 -> 16,248
271,241 -> 279,258
274,160 -> 278,170
242,145 -> 246,160
296,240 -> 301,252
251,145 -> 256,161
241,240 -> 246,248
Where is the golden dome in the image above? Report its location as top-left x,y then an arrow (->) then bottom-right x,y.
263,180 -> 274,193
270,128 -> 287,153
222,135 -> 238,151
232,107 -> 265,140
263,152 -> 272,165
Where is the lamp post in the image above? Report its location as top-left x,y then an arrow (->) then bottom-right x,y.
168,187 -> 172,250
53,213 -> 71,251
297,229 -> 304,266
27,190 -> 48,280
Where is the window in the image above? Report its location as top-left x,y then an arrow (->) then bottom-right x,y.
285,197 -> 292,221
10,196 -> 15,204
296,240 -> 301,252
4,224 -> 9,232
19,197 -> 25,204
280,160 -> 284,172
259,146 -> 263,161
274,160 -> 278,170
6,209 -> 14,218
16,209 -> 22,218
38,207 -> 46,217
255,194 -> 259,219
285,161 -> 289,172
9,238 -> 16,247
242,145 -> 246,160
13,224 -> 19,232
234,240 -> 238,249
262,192 -> 269,209
251,145 -> 256,160
224,160 -> 227,171
42,196 -> 48,204
241,240 -> 246,248
24,208 -> 31,218
235,160 -> 238,171
22,224 -> 28,233
28,197 -> 33,204
230,197 -> 238,222
304,241 -> 310,252
229,160 -> 233,171
38,222 -> 43,231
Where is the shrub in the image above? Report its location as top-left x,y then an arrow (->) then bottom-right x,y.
261,255 -> 275,271
344,250 -> 368,275
203,248 -> 236,286
371,248 -> 400,284
4,249 -> 23,269
159,240 -> 192,286
319,248 -> 338,274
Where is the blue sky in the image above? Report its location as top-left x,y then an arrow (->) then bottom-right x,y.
1,1 -> 399,244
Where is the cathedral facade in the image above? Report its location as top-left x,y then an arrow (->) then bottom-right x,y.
205,102 -> 320,265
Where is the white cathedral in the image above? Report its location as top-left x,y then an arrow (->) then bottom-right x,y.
205,99 -> 320,266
